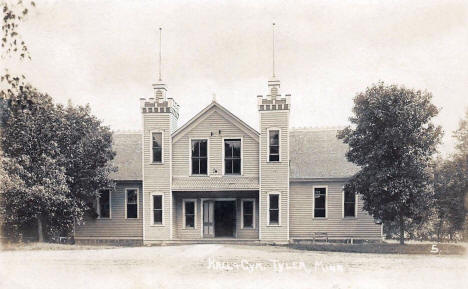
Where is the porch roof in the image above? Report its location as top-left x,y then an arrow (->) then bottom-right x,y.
172,177 -> 259,191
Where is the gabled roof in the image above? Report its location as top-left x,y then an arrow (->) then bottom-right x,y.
109,132 -> 142,181
172,101 -> 259,142
289,128 -> 359,179
109,128 -> 359,181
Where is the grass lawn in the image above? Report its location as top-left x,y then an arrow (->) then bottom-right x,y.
0,243 -> 466,289
289,242 -> 466,255
0,241 -> 116,251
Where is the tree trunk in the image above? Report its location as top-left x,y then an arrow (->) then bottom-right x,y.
437,219 -> 442,243
399,215 -> 405,245
37,216 -> 44,242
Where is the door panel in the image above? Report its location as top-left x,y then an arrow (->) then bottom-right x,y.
203,201 -> 214,238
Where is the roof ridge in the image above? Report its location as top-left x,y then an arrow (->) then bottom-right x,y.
290,126 -> 345,132
113,130 -> 143,134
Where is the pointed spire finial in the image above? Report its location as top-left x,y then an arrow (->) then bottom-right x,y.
158,27 -> 162,82
272,22 -> 276,79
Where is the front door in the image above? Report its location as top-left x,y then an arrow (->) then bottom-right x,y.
203,201 -> 215,238
214,201 -> 236,237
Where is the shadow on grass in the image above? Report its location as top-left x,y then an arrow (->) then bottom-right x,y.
288,242 -> 466,255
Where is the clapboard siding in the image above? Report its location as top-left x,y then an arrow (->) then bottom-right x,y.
259,110 -> 289,241
172,109 -> 259,178
143,113 -> 172,240
289,181 -> 382,239
75,181 -> 143,238
173,191 -> 259,240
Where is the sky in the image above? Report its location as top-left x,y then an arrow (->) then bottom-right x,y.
5,0 -> 468,156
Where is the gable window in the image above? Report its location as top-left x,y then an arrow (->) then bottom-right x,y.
314,187 -> 327,218
224,139 -> 241,175
268,193 -> 280,225
152,194 -> 163,225
344,191 -> 356,218
183,199 -> 196,229
151,132 -> 163,163
97,189 -> 111,219
191,139 -> 208,175
268,129 -> 280,162
242,199 -> 255,229
125,189 -> 138,218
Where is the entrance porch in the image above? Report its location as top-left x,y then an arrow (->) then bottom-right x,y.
172,191 -> 259,240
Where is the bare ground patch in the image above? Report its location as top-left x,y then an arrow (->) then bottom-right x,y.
0,244 -> 466,289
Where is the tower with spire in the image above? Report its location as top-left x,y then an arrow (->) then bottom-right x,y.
140,27 -> 179,241
257,23 -> 290,242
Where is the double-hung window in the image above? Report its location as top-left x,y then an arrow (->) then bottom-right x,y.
152,132 -> 162,163
125,189 -> 138,219
314,187 -> 327,218
242,199 -> 255,229
344,191 -> 356,218
97,189 -> 111,219
191,139 -> 207,175
152,194 -> 163,225
268,194 -> 280,225
224,139 -> 241,175
268,129 -> 280,162
183,200 -> 196,229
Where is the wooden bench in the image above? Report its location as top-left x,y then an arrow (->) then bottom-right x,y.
313,232 -> 328,243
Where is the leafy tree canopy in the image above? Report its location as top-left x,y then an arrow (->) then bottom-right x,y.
338,82 -> 442,244
433,109 -> 468,240
0,79 -> 115,240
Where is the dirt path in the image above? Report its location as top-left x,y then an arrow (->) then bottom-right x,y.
0,244 -> 466,289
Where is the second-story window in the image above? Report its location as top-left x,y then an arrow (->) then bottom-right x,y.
268,129 -> 280,162
191,139 -> 207,175
152,132 -> 162,163
224,139 -> 241,175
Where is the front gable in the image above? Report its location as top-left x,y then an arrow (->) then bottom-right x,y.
172,101 -> 259,143
171,101 -> 259,185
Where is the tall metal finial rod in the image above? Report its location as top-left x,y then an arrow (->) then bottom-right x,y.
158,27 -> 162,82
272,22 -> 276,78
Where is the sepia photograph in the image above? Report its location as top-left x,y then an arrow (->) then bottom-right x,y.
0,0 -> 467,288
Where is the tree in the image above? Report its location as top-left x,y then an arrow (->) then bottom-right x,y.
1,83 -> 70,241
1,0 -> 35,60
0,81 -> 115,241
434,109 -> 468,241
338,82 -> 442,244
55,102 -> 116,232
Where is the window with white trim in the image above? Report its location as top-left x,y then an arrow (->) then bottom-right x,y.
344,191 -> 356,217
242,199 -> 255,229
126,189 -> 138,218
191,139 -> 207,175
183,200 -> 196,229
268,194 -> 280,225
152,194 -> 163,225
151,132 -> 162,163
268,129 -> 280,162
224,139 -> 241,175
97,189 -> 111,218
314,187 -> 326,218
